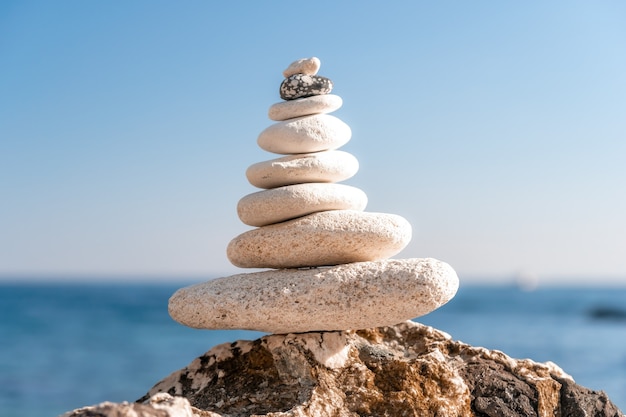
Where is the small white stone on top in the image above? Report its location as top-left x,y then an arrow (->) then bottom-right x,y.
282,57 -> 321,78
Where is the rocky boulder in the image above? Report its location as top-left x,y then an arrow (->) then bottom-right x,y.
124,321 -> 621,417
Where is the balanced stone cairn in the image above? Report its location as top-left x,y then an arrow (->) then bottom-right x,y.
169,57 -> 460,334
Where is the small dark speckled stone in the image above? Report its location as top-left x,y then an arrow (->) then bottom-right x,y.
280,74 -> 333,100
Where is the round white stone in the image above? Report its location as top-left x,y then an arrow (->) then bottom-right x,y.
168,257 -> 460,333
257,114 -> 351,155
282,57 -> 321,78
227,210 -> 412,269
237,183 -> 367,227
268,94 -> 343,121
246,150 -> 359,189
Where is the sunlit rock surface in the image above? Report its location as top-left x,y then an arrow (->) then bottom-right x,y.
133,321 -> 623,417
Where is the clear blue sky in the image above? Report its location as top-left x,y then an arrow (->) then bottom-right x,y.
1,1 -> 625,284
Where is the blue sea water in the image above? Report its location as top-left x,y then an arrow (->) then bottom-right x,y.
1,282 -> 625,417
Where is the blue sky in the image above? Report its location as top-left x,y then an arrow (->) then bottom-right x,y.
1,1 -> 625,284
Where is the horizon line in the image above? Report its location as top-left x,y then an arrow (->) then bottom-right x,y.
1,272 -> 625,288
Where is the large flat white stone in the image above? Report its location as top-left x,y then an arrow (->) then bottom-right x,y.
237,183 -> 367,227
257,114 -> 351,155
168,258 -> 459,333
246,150 -> 359,189
227,210 -> 412,269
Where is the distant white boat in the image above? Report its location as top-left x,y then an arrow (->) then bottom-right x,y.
514,270 -> 539,291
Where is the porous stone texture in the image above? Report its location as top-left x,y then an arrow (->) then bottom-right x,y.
168,258 -> 459,333
268,94 -> 343,121
282,57 -> 321,77
279,74 -> 333,100
246,150 -> 359,189
139,321 -> 624,417
237,183 -> 367,227
62,392 -> 200,417
258,114 -> 351,154
227,210 -> 412,269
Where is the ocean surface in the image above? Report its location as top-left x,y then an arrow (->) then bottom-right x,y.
1,282 -> 625,416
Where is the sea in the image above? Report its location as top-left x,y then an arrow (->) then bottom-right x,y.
1,282 -> 625,417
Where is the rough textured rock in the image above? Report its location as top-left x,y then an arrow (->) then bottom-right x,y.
139,321 -> 624,417
257,114 -> 351,155
268,94 -> 342,121
246,150 -> 359,189
279,74 -> 333,100
282,57 -> 321,77
227,210 -> 412,269
237,183 -> 367,227
168,258 -> 459,333
62,392 -> 201,417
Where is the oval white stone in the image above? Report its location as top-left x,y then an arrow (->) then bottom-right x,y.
246,150 -> 359,189
168,258 -> 460,333
227,210 -> 412,269
237,183 -> 367,227
257,114 -> 351,155
282,57 -> 320,78
268,94 -> 343,121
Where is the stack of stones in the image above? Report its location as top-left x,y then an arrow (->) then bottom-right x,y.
229,57 -> 410,269
168,57 -> 460,334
